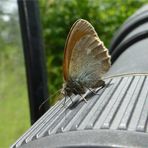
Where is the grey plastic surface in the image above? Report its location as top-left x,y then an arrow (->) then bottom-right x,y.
11,75 -> 148,148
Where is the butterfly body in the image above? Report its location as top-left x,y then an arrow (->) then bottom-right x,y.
62,19 -> 111,100
62,78 -> 105,97
62,79 -> 86,96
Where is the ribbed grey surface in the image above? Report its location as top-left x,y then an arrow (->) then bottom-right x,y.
11,75 -> 148,148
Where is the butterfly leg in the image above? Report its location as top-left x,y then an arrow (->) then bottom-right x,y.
84,82 -> 105,95
91,80 -> 106,93
62,95 -> 74,108
69,95 -> 74,103
84,87 -> 100,95
78,94 -> 87,103
61,96 -> 67,108
72,87 -> 87,103
60,91 -> 68,108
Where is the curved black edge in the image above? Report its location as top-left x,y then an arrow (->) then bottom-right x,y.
109,13 -> 148,53
19,130 -> 148,148
111,30 -> 148,64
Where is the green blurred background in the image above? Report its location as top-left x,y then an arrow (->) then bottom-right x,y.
0,0 -> 147,147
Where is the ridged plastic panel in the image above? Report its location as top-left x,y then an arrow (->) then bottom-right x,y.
11,75 -> 148,148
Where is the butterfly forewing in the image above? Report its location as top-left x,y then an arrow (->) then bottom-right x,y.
63,19 -> 98,81
63,19 -> 110,88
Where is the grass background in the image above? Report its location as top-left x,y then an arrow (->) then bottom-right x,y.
0,46 -> 30,147
0,0 -> 147,147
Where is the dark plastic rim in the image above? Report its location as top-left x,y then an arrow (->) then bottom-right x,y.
111,30 -> 148,63
110,13 -> 148,53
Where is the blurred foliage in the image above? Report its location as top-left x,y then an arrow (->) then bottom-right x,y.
39,0 -> 147,104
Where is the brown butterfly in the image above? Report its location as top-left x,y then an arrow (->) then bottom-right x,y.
39,19 -> 111,109
61,19 -> 111,101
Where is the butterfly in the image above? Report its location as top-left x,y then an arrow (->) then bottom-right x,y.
61,19 -> 111,102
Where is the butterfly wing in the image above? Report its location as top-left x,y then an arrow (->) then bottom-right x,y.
63,19 -> 98,81
63,19 -> 111,88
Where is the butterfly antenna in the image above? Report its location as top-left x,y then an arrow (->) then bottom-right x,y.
39,89 -> 62,110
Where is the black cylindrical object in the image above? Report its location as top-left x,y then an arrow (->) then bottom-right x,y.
109,5 -> 148,63
17,0 -> 49,124
107,5 -> 148,76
